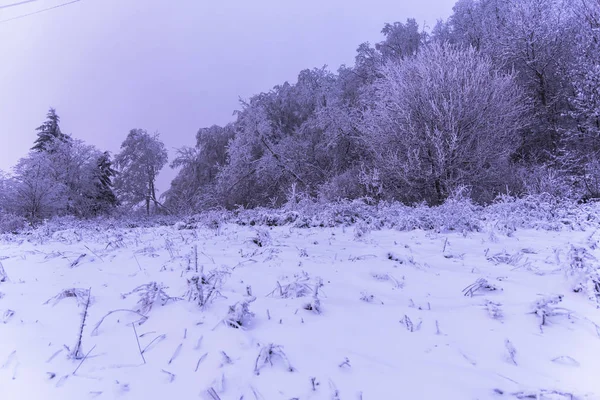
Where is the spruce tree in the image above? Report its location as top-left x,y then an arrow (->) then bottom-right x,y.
93,151 -> 118,213
31,108 -> 70,152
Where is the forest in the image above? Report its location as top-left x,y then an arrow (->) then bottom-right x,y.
1,0 -> 599,229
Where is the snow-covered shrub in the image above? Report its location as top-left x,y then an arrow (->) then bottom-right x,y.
531,294 -> 570,329
254,344 -> 294,375
360,291 -> 383,304
122,282 -> 180,315
174,220 -> 195,230
353,220 -> 372,239
486,251 -> 523,266
225,298 -> 255,329
44,288 -> 92,307
462,278 -> 501,297
303,278 -> 324,314
486,194 -> 598,232
517,165 -> 578,200
400,314 -> 422,332
371,272 -> 404,289
387,252 -> 416,266
484,300 -> 503,320
268,272 -> 313,299
434,191 -> 482,232
184,268 -> 229,308
0,213 -> 27,234
565,245 -> 600,305
251,227 -> 272,247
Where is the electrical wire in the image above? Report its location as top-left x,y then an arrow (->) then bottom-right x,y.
0,0 -> 81,24
0,0 -> 40,10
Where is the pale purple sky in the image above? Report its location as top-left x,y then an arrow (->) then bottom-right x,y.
0,0 -> 456,192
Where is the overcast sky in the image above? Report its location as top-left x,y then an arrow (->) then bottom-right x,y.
0,0 -> 456,192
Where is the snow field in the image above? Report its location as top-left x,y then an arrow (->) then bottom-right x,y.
1,224 -> 600,399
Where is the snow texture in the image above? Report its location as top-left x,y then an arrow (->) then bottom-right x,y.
1,218 -> 600,399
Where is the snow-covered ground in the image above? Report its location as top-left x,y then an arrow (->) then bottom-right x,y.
1,221 -> 600,399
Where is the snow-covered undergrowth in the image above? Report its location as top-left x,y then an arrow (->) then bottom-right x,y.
1,202 -> 600,399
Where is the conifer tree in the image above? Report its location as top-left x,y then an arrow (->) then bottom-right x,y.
31,108 -> 70,152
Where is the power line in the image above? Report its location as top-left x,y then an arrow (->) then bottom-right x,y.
0,0 -> 40,10
0,0 -> 81,24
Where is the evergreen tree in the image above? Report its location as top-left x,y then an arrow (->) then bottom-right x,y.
31,108 -> 70,152
93,151 -> 118,213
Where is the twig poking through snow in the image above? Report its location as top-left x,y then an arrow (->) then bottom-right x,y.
132,324 -> 146,364
0,261 -> 9,283
70,288 -> 92,360
72,345 -> 96,375
195,353 -> 208,372
511,389 -> 578,399
169,343 -> 183,364
504,339 -> 517,365
220,351 -> 233,366
459,350 -> 477,366
142,334 -> 167,354
329,380 -> 340,400
84,245 -> 103,262
161,369 -> 175,383
194,335 -> 203,350
338,357 -> 351,368
69,253 -> 87,268
551,356 -> 580,366
206,388 -> 221,400
2,309 -> 15,324
2,350 -> 16,369
401,315 -> 421,332
46,349 -> 63,363
193,245 -> 198,273
310,377 -> 319,391
91,309 -> 148,336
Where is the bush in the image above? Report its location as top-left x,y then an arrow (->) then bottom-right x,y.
0,213 -> 28,234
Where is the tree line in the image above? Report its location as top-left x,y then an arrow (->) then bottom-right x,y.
0,108 -> 168,222
1,0 -> 599,223
164,0 -> 600,212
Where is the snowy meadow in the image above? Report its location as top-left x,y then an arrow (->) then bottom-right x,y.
1,198 -> 600,400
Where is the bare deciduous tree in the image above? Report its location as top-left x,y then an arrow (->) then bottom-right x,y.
114,129 -> 168,215
361,43 -> 529,204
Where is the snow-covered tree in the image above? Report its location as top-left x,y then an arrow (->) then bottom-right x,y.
7,136 -> 112,220
361,43 -> 528,204
564,0 -> 600,199
449,0 -> 577,160
114,129 -> 168,215
217,68 -> 343,208
7,151 -> 68,221
91,151 -> 118,214
31,108 -> 71,152
163,124 -> 234,213
375,19 -> 423,62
